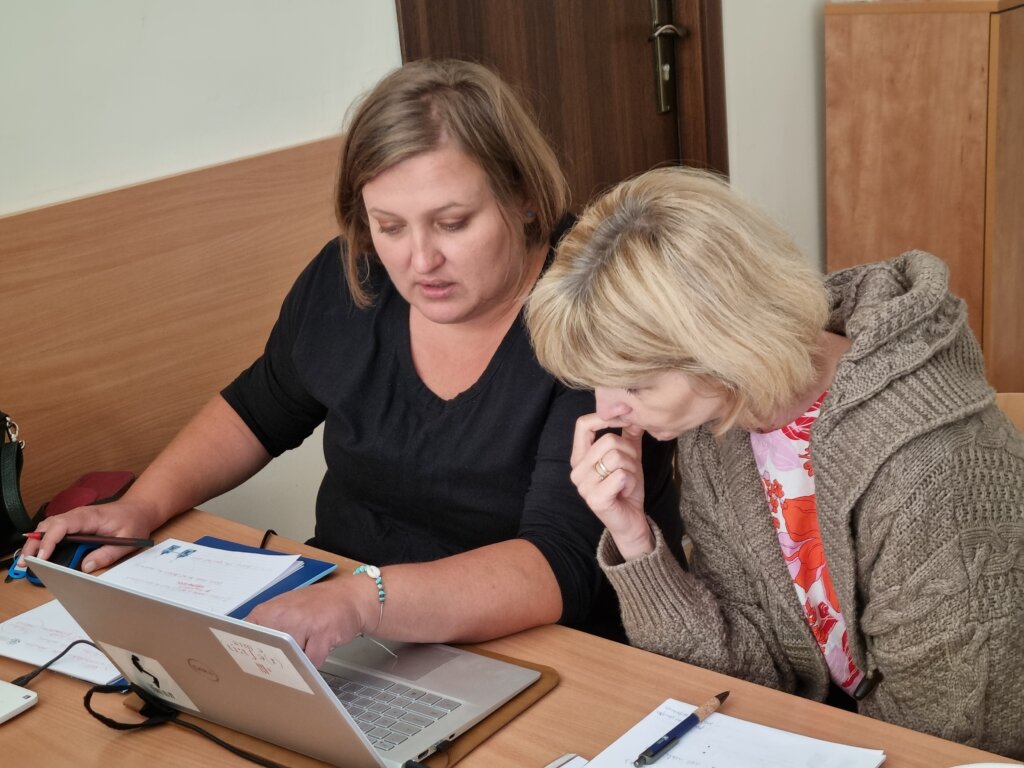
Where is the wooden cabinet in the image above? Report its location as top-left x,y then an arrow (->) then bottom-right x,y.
825,0 -> 1024,391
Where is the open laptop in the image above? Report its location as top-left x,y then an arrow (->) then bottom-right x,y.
27,556 -> 540,768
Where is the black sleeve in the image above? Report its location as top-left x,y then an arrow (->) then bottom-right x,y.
220,243 -> 334,456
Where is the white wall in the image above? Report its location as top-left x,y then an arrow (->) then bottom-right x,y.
2,1 -> 827,540
2,0 -> 402,541
0,0 -> 401,215
722,0 -> 827,270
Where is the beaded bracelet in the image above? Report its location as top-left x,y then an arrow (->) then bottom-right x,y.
353,564 -> 386,633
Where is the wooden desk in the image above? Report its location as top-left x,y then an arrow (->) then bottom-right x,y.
1,511 -> 1009,767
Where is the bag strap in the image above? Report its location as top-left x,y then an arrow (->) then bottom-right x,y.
1,411 -> 34,531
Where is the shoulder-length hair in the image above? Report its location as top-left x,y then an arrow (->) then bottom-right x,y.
336,58 -> 569,307
525,166 -> 828,433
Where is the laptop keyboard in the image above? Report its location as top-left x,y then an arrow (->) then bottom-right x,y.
320,669 -> 462,752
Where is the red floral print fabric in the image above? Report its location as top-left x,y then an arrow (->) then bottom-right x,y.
750,392 -> 864,695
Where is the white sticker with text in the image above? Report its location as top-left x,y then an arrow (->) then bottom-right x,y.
210,628 -> 313,694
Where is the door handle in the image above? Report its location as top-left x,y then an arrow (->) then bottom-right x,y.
651,23 -> 686,39
648,3 -> 689,114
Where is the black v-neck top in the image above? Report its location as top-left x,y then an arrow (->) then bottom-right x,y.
222,222 -> 682,638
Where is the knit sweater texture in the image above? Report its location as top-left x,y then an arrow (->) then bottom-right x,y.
598,251 -> 1024,758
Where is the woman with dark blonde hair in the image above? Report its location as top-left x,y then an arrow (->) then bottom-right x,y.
526,166 -> 1024,758
24,60 -> 682,663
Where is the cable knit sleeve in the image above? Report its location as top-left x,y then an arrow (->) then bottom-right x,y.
597,508 -> 804,694
598,426 -> 838,701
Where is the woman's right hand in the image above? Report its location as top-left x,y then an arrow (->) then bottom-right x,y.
569,413 -> 654,560
18,498 -> 160,573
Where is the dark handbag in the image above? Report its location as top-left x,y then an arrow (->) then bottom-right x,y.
1,410 -> 37,555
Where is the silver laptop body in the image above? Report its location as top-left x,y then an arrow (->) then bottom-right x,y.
27,556 -> 540,768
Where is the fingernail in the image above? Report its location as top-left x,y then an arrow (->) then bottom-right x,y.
82,560 -> 95,573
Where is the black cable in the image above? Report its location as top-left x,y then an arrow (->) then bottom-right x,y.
10,637 -> 100,686
15,639 -> 293,768
83,683 -> 293,768
166,717 -> 291,768
258,528 -> 277,549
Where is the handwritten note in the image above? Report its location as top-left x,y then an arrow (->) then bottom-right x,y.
210,627 -> 313,694
0,599 -> 118,683
587,698 -> 885,768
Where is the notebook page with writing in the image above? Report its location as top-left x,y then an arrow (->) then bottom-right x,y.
588,698 -> 885,768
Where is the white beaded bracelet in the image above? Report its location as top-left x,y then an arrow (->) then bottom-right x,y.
353,564 -> 386,633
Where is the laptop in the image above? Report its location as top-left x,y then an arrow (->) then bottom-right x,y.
27,556 -> 541,768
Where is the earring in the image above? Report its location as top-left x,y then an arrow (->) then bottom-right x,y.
526,210 -> 536,219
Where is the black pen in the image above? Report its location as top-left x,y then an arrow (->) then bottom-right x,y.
633,691 -> 730,766
22,532 -> 154,548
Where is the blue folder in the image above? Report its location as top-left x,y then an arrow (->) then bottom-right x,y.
194,535 -> 337,619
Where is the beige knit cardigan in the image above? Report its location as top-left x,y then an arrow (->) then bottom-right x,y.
598,252 -> 1024,758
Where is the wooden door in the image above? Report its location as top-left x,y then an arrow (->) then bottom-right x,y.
396,0 -> 727,209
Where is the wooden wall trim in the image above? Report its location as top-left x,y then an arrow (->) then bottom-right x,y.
826,1 -> 1024,16
1,137 -> 341,510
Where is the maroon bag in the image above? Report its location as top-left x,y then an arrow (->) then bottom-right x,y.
40,471 -> 136,518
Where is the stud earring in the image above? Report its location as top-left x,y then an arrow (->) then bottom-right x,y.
526,210 -> 536,219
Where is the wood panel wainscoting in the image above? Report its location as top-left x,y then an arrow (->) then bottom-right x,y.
0,137 -> 341,512
825,0 -> 1024,391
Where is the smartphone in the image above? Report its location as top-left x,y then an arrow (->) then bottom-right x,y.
0,680 -> 38,724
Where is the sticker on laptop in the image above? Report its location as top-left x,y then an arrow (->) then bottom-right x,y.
99,643 -> 199,711
210,628 -> 313,694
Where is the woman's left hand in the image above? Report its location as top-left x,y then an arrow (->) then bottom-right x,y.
246,578 -> 369,667
570,414 -> 655,560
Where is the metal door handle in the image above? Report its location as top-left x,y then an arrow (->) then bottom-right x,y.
650,23 -> 686,41
648,4 -> 689,114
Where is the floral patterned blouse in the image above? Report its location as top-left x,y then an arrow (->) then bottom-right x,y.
749,392 -> 864,695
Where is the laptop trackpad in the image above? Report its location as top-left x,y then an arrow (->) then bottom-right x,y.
326,640 -> 457,682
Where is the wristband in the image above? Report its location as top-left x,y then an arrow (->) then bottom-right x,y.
353,564 -> 386,633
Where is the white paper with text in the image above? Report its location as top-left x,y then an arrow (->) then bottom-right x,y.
0,539 -> 301,683
99,538 -> 298,615
588,698 -> 885,768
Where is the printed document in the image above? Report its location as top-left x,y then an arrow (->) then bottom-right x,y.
587,698 -> 885,768
0,539 -> 300,684
100,538 -> 299,615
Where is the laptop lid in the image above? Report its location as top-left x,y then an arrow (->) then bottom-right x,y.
27,556 -> 540,768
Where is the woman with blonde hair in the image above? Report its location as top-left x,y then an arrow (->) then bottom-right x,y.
526,166 -> 1024,758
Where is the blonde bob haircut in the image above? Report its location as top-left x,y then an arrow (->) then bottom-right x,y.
336,58 -> 569,307
525,166 -> 828,434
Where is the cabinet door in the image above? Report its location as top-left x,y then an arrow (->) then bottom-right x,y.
825,10 -> 989,341
985,5 -> 1024,391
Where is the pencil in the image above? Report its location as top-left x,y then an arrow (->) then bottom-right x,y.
22,532 -> 154,548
